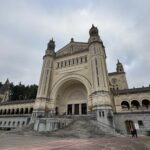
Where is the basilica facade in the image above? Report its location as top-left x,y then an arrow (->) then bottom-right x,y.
0,25 -> 150,135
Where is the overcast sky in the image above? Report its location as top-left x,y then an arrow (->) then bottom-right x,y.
0,0 -> 150,88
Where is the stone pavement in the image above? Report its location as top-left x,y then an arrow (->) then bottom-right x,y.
0,134 -> 149,150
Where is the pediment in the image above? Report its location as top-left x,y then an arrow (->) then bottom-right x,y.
56,42 -> 88,58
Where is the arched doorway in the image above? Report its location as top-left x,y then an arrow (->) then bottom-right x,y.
55,80 -> 88,115
125,120 -> 135,134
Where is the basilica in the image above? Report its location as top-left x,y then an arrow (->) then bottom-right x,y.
0,25 -> 150,135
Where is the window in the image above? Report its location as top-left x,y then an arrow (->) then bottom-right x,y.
4,121 -> 6,125
65,61 -> 67,66
61,61 -> 63,67
72,59 -> 74,65
138,120 -> 144,127
121,101 -> 130,110
22,121 -> 25,126
68,60 -> 70,65
85,56 -> 87,62
102,111 -> 105,117
76,58 -> 78,64
13,121 -> 15,125
81,57 -> 83,63
99,111 -> 101,117
57,62 -> 59,68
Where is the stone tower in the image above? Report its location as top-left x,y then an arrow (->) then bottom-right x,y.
32,39 -> 55,118
88,25 -> 114,127
116,59 -> 124,73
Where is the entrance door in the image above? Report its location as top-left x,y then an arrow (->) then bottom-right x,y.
74,104 -> 79,115
81,103 -> 87,114
125,120 -> 135,134
67,104 -> 72,115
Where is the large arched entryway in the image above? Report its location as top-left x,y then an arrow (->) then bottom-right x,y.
55,80 -> 88,115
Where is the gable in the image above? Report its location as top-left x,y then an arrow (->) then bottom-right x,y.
56,42 -> 88,58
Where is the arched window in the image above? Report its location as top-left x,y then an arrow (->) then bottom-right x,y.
16,108 -> 19,114
17,121 -> 20,126
29,108 -> 33,114
131,100 -> 140,109
7,109 -> 11,115
25,108 -> 28,114
12,121 -> 15,126
22,121 -> 25,126
20,108 -> 24,114
0,110 -> 2,115
142,99 -> 150,109
4,121 -> 6,125
121,101 -> 130,110
3,109 -> 7,115
8,121 -> 11,126
11,109 -> 15,115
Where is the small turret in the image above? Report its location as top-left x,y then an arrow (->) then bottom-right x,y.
47,38 -> 55,51
116,59 -> 124,73
45,38 -> 55,56
89,24 -> 99,36
88,24 -> 104,47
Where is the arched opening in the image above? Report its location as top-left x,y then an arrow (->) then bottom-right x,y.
125,120 -> 135,134
142,99 -> 150,109
17,121 -> 20,126
16,108 -> 19,114
8,121 -> 11,126
7,109 -> 11,115
20,108 -> 24,114
25,108 -> 28,114
22,121 -> 25,126
121,101 -> 130,110
3,109 -> 7,115
12,121 -> 15,126
4,121 -> 7,125
131,100 -> 140,109
55,79 -> 88,115
29,108 -> 33,114
0,110 -> 2,115
11,109 -> 15,115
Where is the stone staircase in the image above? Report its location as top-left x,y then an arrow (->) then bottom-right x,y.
46,116 -> 122,138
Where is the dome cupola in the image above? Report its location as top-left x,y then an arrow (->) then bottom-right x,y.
89,24 -> 99,37
47,38 -> 55,51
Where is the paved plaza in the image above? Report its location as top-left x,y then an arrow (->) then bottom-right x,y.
0,133 -> 149,150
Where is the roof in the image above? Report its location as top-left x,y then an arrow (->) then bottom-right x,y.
113,86 -> 150,95
108,72 -> 125,76
0,99 -> 35,105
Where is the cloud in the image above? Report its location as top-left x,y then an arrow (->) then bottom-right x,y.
0,0 -> 150,88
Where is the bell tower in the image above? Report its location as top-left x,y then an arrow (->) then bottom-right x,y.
116,59 -> 124,73
32,39 -> 55,119
88,25 -> 114,127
